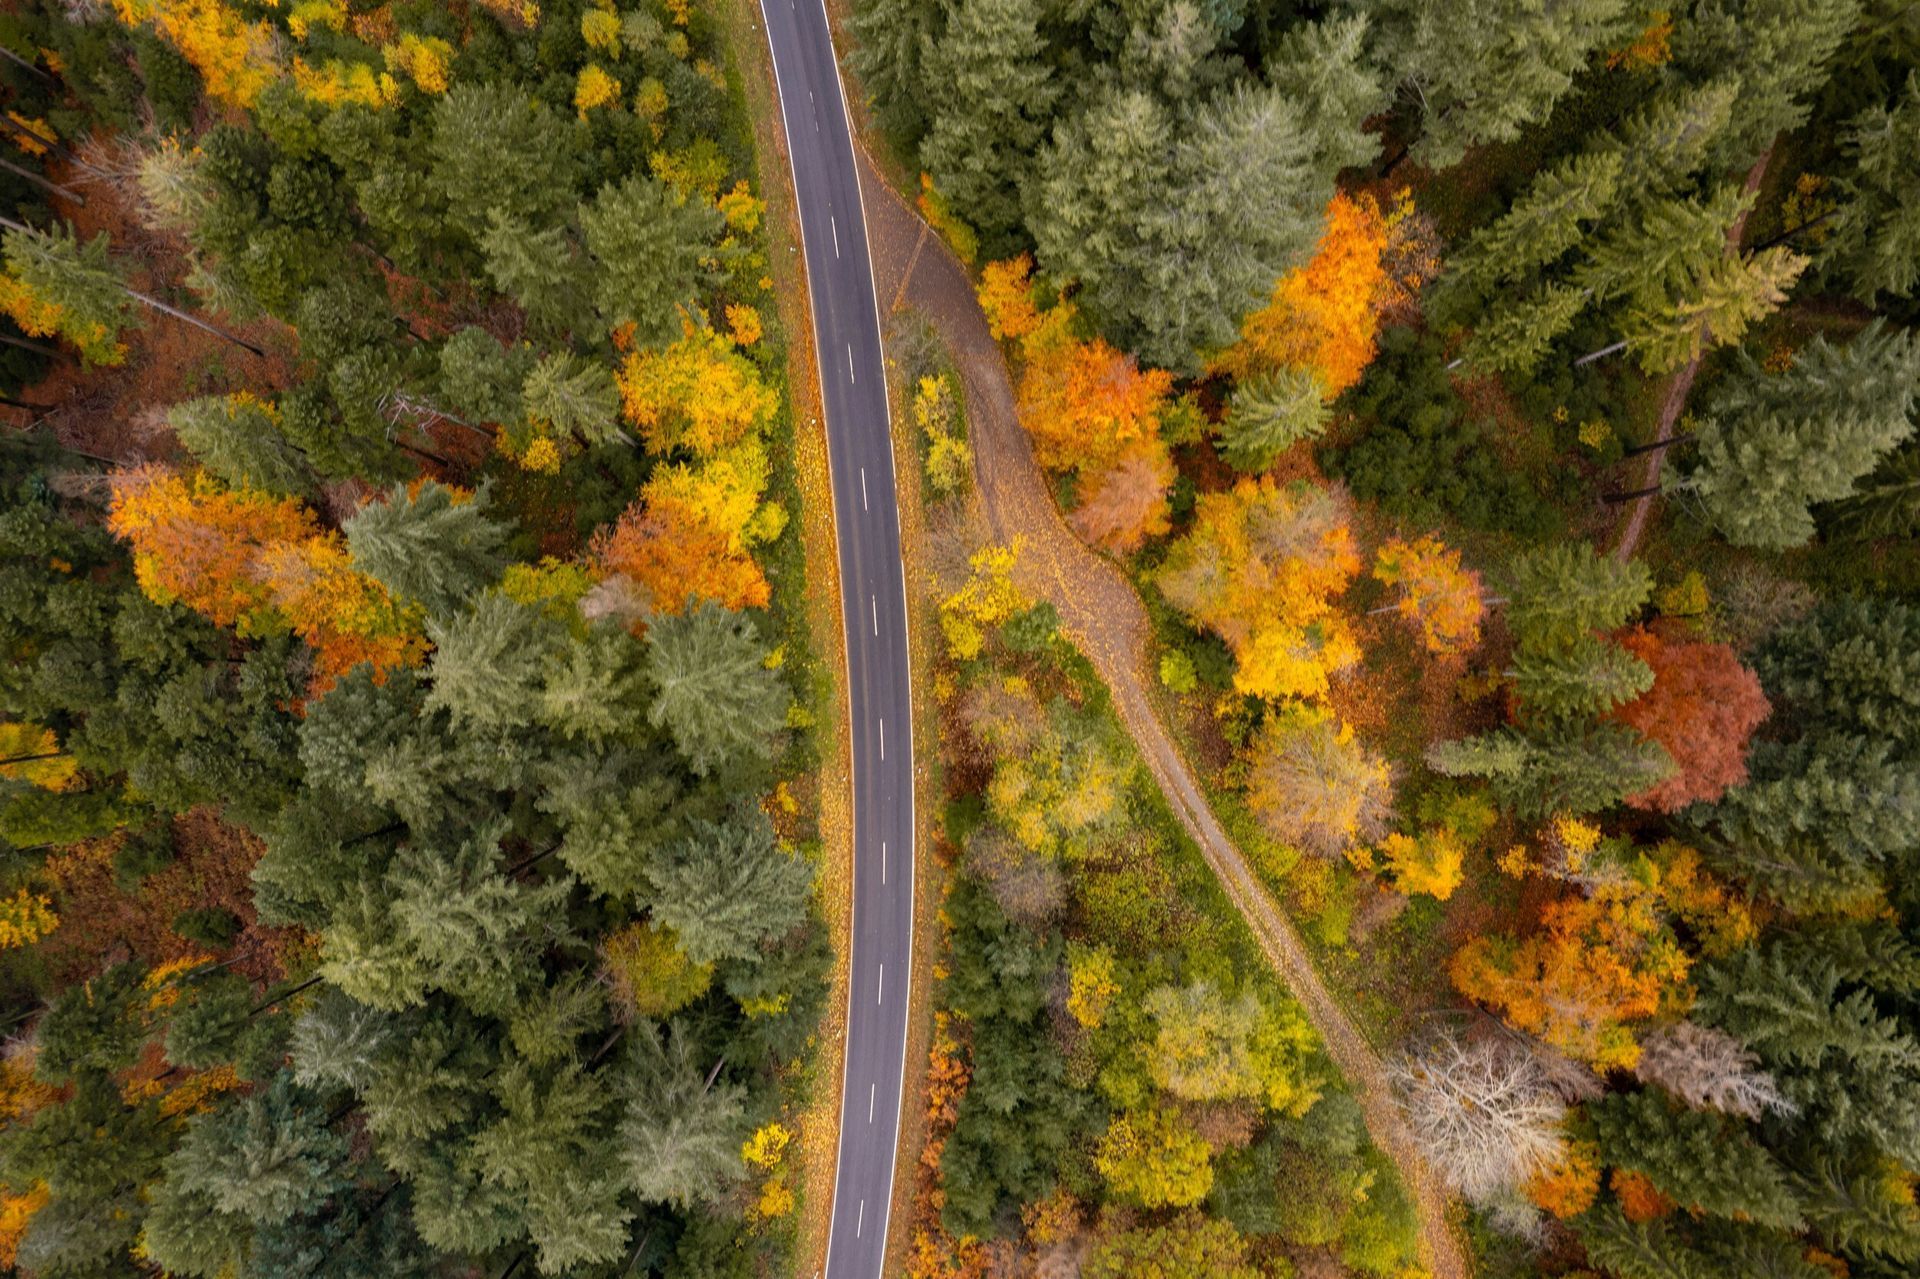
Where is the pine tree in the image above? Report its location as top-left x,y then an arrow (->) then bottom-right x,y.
1448,150 -> 1624,292
521,351 -> 623,449
1427,723 -> 1674,818
1825,444 -> 1920,542
1459,282 -> 1589,376
480,213 -> 595,341
168,392 -> 313,496
579,175 -> 720,346
645,601 -> 788,776
1367,0 -> 1639,168
1755,596 -> 1920,748
916,0 -> 1057,249
429,83 -> 582,237
619,1020 -> 748,1209
1506,543 -> 1652,651
850,0 -> 940,139
438,326 -> 533,425
538,624 -> 652,746
1267,14 -> 1387,177
1587,1089 -> 1804,1228
1678,322 -> 1920,548
1826,72 -> 1920,302
0,221 -> 136,365
343,480 -> 508,620
647,806 -> 814,965
1510,630 -> 1655,722
1599,79 -> 1742,197
1218,367 -> 1330,472
1670,0 -> 1863,168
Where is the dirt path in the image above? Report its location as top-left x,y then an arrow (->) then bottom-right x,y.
1611,142 -> 1777,561
854,154 -> 1470,1279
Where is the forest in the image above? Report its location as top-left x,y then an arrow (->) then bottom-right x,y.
0,1 -> 829,1277
856,0 -> 1920,1278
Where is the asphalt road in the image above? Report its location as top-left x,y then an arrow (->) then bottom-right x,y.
757,3 -> 914,1275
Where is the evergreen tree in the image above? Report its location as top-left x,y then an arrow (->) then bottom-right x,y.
1447,150 -> 1624,292
0,220 -> 136,365
168,393 -> 313,496
1459,281 -> 1589,375
423,594 -> 567,729
850,0 -> 940,139
1505,542 -> 1652,650
480,213 -> 595,341
343,480 -> 508,621
1588,1089 -> 1805,1229
1671,0 -> 1864,167
1825,444 -> 1920,542
429,84 -> 582,238
647,806 -> 813,965
1510,629 -> 1655,722
620,1020 -> 748,1209
579,175 -> 721,347
645,601 -> 788,776
520,351 -> 623,449
1755,596 -> 1920,748
1363,0 -> 1638,167
1677,322 -> 1920,548
1826,72 -> 1920,302
437,326 -> 533,426
538,623 -> 653,746
916,0 -> 1057,249
1218,368 -> 1330,473
1600,79 -> 1743,197
1427,722 -> 1674,817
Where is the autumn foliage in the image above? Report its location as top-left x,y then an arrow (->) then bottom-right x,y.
107,467 -> 426,693
1609,626 -> 1770,812
618,321 -> 780,457
1157,478 -> 1361,700
591,488 -> 771,617
1373,536 -> 1486,656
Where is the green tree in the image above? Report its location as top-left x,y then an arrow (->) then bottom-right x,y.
1756,597 -> 1920,748
1446,150 -> 1625,291
1670,0 -> 1863,167
0,220 -> 136,365
619,1021 -> 747,1209
429,84 -> 582,237
1364,0 -> 1638,167
1219,367 -> 1329,472
1083,1211 -> 1264,1279
916,0 -> 1057,249
1826,72 -> 1920,302
1677,323 -> 1920,548
850,0 -> 939,138
437,326 -> 533,425
580,176 -> 720,346
647,806 -> 813,965
423,594 -> 567,730
645,601 -> 787,776
538,624 -> 652,746
344,480 -> 508,621
1511,630 -> 1655,722
480,213 -> 595,341
1427,722 -> 1674,817
168,393 -> 313,496
1506,542 -> 1652,650
1588,1089 -> 1804,1229
1458,281 -> 1589,376
521,351 -> 623,449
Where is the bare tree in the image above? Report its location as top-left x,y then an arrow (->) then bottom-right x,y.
1388,1030 -> 1567,1205
1634,1021 -> 1797,1120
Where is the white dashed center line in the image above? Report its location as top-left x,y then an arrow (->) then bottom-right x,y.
876,964 -> 884,1005
878,717 -> 885,760
881,840 -> 887,885
831,215 -> 840,257
860,467 -> 868,510
871,594 -> 878,635
868,1083 -> 876,1123
855,1199 -> 865,1238
847,344 -> 855,382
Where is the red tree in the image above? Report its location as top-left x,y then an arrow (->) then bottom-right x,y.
1610,627 -> 1770,812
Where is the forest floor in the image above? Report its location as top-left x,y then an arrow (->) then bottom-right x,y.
852,153 -> 1473,1279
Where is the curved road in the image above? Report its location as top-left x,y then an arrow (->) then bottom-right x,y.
757,2 -> 914,1275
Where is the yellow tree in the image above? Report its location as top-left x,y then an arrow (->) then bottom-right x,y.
618,321 -> 780,456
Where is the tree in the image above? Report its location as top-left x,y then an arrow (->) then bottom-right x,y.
620,1021 -> 747,1209
579,176 -> 720,346
1372,535 -> 1485,655
1669,0 -> 1862,167
645,601 -> 787,776
1368,0 -> 1638,167
439,326 -> 533,426
1068,440 -> 1174,554
168,392 -> 313,496
1633,1021 -> 1794,1121
1826,71 -> 1920,302
1447,150 -> 1624,293
1094,1107 -> 1215,1208
1083,1212 -> 1263,1279
343,481 -> 507,621
1755,596 -> 1920,748
1587,1089 -> 1803,1228
1610,628 -> 1770,812
1505,543 -> 1651,651
423,594 -> 566,731
1143,980 -> 1322,1115
1244,705 -> 1393,859
618,322 -> 780,457
1215,191 -> 1394,397
1387,1030 -> 1567,1205
1459,281 -> 1588,376
1678,322 -> 1920,547
647,807 -> 813,965
0,221 -> 134,366
1511,630 -> 1656,722
1217,367 -> 1330,473
429,84 -> 581,237
915,0 -> 1057,249
520,351 -> 623,450
1016,332 -> 1173,478
1451,882 -> 1690,1070
1428,724 -> 1674,819
480,214 -> 595,341
1156,478 -> 1361,700
592,491 -> 771,616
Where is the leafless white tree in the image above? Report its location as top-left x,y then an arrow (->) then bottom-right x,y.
1388,1030 -> 1568,1205
1634,1020 -> 1797,1120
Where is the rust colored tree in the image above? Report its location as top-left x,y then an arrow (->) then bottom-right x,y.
1609,627 -> 1770,812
